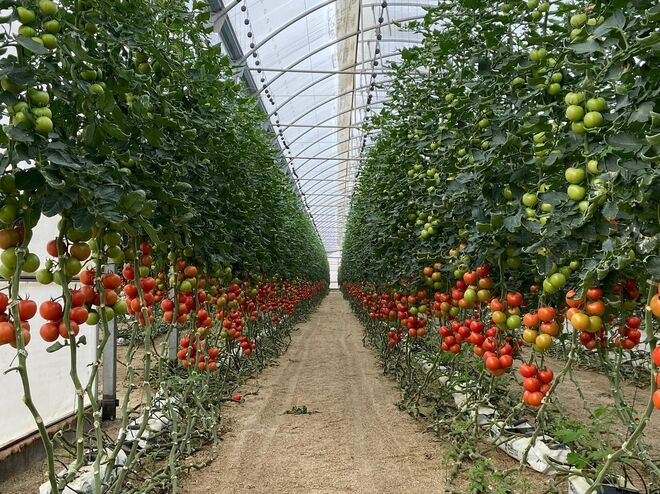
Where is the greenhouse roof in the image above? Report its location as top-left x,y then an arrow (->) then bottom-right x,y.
210,0 -> 431,253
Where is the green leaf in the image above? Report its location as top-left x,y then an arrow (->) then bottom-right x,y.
606,133 -> 643,152
16,36 -> 49,55
569,40 -> 602,54
46,341 -> 65,353
591,10 -> 626,38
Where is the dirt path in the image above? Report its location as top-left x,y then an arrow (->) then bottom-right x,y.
182,291 -> 449,494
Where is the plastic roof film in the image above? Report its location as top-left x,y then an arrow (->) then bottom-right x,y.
209,0 -> 435,254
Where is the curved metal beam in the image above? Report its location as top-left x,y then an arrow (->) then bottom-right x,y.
256,14 -> 426,95
284,99 -> 389,150
273,79 -> 394,129
267,52 -> 401,118
238,0 -> 339,64
293,135 -> 369,175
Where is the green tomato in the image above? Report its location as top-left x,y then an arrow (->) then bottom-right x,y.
444,93 -> 455,102
90,83 -> 104,95
478,118 -> 490,128
43,19 -> 61,34
12,112 -> 30,127
32,107 -> 52,118
564,167 -> 585,184
39,0 -> 58,16
1,248 -> 17,268
564,92 -> 584,105
550,72 -> 563,83
507,314 -> 521,330
137,63 -> 151,74
86,310 -> 100,325
29,89 -> 50,107
565,105 -> 585,122
104,306 -> 116,321
503,186 -> 513,200
543,279 -> 557,294
567,184 -> 586,201
105,231 -> 122,246
549,272 -> 566,288
35,116 -> 53,134
547,83 -> 561,95
41,34 -> 57,50
0,263 -> 14,280
569,260 -> 580,270
538,1 -> 549,12
583,111 -> 604,128
578,200 -> 589,213
18,25 -> 37,37
571,122 -> 586,134
17,7 -> 36,25
540,203 -> 553,213
113,300 -> 128,316
139,265 -> 150,278
1,78 -> 24,94
570,13 -> 587,28
587,160 -> 599,174
522,193 -> 538,207
512,77 -> 524,87
0,203 -> 17,224
65,256 -> 82,276
586,97 -> 606,112
36,268 -> 53,284
179,280 -> 192,292
23,252 -> 40,273
559,266 -> 573,278
530,10 -> 541,21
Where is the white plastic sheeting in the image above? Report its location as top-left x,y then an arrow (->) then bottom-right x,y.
219,0 -> 434,252
0,215 -> 97,450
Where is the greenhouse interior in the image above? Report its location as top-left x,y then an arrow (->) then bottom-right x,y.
0,0 -> 658,493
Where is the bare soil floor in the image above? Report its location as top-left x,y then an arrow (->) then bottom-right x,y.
182,291 -> 450,494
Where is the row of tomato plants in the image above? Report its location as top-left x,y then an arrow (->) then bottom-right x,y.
0,0 -> 328,492
340,0 -> 658,492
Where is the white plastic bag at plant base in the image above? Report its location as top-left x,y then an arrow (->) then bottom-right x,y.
568,475 -> 641,494
39,450 -> 127,494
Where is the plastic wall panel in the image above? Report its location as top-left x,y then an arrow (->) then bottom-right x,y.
0,216 -> 97,450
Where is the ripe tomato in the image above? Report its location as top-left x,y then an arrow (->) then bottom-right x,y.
585,300 -> 605,316
587,287 -> 603,300
18,299 -> 37,321
523,312 -> 539,328
40,322 -> 60,342
0,292 -> 7,313
102,273 -> 122,290
565,290 -> 584,308
653,347 -> 660,367
39,300 -> 63,321
519,363 -> 538,378
653,389 -> 660,410
58,321 -> 80,338
537,306 -> 556,322
523,377 -> 541,392
70,306 -> 89,325
79,269 -> 95,286
0,322 -> 14,345
485,356 -> 500,370
538,368 -> 554,384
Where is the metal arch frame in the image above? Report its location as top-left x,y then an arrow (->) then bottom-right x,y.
284,99 -> 390,151
255,14 -> 426,96
292,135 -> 371,178
291,144 -> 372,176
297,146 -> 362,190
237,0 -> 429,63
270,79 -> 394,130
266,52 -> 401,118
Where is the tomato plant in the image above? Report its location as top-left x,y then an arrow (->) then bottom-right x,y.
340,0 -> 659,491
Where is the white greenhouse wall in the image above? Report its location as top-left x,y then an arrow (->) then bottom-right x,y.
0,216 -> 97,450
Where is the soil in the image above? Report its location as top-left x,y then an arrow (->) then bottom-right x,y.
1,292 -> 656,493
181,291 -> 452,494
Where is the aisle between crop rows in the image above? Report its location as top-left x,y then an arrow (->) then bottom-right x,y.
182,291 -> 447,494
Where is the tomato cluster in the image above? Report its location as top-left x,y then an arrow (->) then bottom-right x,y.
520,364 -> 554,408
0,294 -> 34,347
